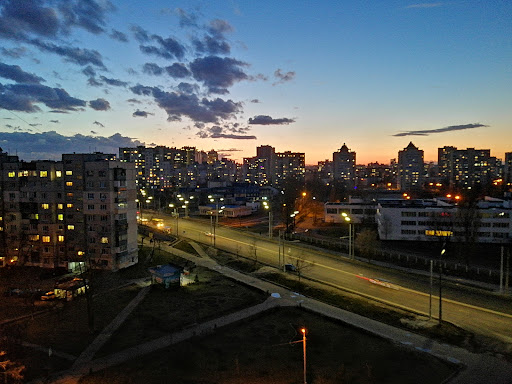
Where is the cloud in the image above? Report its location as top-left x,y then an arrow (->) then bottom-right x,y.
29,123 -> 41,127
273,69 -> 295,85
131,25 -> 151,43
89,98 -> 110,111
99,75 -> 128,87
143,63 -> 164,76
130,84 -> 242,123
29,38 -> 105,68
177,82 -> 198,94
189,56 -> 248,94
1,47 -> 27,58
166,63 -> 191,78
196,124 -> 256,140
126,98 -> 141,104
50,119 -> 59,123
175,8 -> 198,28
92,121 -> 104,127
207,19 -> 234,37
82,65 -> 96,77
132,110 -> 153,118
250,99 -> 260,103
0,130 -> 144,161
405,3 -> 443,9
0,0 -> 115,39
248,115 -> 295,125
139,34 -> 186,60
393,123 -> 488,137
110,29 -> 128,42
0,63 -> 45,84
193,35 -> 230,55
217,148 -> 243,152
0,83 -> 86,112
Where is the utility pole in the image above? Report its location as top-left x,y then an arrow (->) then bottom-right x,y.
301,328 -> 307,384
439,243 -> 446,324
429,259 -> 433,319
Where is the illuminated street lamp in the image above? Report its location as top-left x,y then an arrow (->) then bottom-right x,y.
301,328 -> 307,384
341,212 -> 354,259
263,201 -> 273,238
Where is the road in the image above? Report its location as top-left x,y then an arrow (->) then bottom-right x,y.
152,213 -> 512,344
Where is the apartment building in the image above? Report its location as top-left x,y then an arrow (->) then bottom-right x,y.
0,150 -> 138,271
332,143 -> 356,186
398,142 -> 424,191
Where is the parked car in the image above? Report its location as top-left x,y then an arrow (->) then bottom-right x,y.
40,291 -> 56,301
284,264 -> 297,272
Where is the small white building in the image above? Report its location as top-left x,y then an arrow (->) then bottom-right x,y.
324,197 -> 377,224
377,197 -> 512,243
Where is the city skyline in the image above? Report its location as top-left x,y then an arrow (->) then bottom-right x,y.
0,1 -> 511,164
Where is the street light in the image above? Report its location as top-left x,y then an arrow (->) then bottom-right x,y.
341,213 -> 354,259
208,195 -> 224,247
439,244 -> 446,324
263,201 -> 273,238
301,328 -> 307,384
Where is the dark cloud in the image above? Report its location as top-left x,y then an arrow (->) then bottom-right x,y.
143,63 -> 164,76
196,124 -> 256,140
0,0 -> 115,40
130,84 -> 242,123
99,75 -> 128,87
131,25 -> 151,43
1,47 -> 27,58
132,110 -> 153,118
0,83 -> 86,112
140,34 -> 186,60
177,82 -> 198,94
82,65 -> 96,77
175,8 -> 198,28
273,69 -> 295,85
87,77 -> 102,87
250,99 -> 260,103
110,29 -> 128,42
166,63 -> 190,78
90,130 -> 97,134
393,123 -> 488,137
193,35 -> 230,55
0,130 -> 144,161
29,38 -> 105,68
0,63 -> 45,84
248,115 -> 295,125
50,120 -> 59,123
189,56 -> 248,94
126,98 -> 141,104
92,121 -> 104,127
29,123 -> 41,127
88,98 -> 110,111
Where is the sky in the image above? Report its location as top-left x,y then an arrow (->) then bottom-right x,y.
0,0 -> 510,164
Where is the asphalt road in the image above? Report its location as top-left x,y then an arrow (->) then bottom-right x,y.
153,214 -> 512,344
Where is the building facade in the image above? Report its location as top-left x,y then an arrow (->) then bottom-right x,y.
332,143 -> 356,186
398,142 -> 424,191
0,150 -> 138,270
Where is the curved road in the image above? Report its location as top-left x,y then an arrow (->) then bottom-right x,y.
156,214 -> 512,343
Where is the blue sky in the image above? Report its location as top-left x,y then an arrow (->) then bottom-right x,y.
0,0 -> 510,164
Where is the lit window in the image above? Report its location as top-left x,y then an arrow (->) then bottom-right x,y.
40,171 -> 48,177
67,225 -> 75,230
67,193 -> 73,197
66,181 -> 73,187
67,203 -> 73,208
66,170 -> 73,176
101,237 -> 109,244
42,236 -> 50,243
41,203 -> 49,209
29,235 -> 40,241
58,235 -> 64,242
8,171 -> 15,178
58,204 -> 63,209
56,170 -> 62,177
58,214 -> 64,221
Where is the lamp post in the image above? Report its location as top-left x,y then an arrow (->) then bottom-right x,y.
263,200 -> 273,238
168,204 -> 178,235
341,213 -> 353,259
439,243 -> 446,324
301,328 -> 307,384
208,195 -> 224,247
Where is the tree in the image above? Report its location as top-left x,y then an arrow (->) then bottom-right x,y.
0,351 -> 25,384
355,229 -> 379,262
294,251 -> 314,284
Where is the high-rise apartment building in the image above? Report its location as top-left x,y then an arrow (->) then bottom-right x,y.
332,143 -> 356,186
0,150 -> 138,270
398,142 -> 424,190
438,146 -> 499,188
503,152 -> 512,187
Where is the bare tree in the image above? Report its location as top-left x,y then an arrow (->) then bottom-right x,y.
355,229 -> 379,262
0,350 -> 25,384
294,251 -> 314,284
